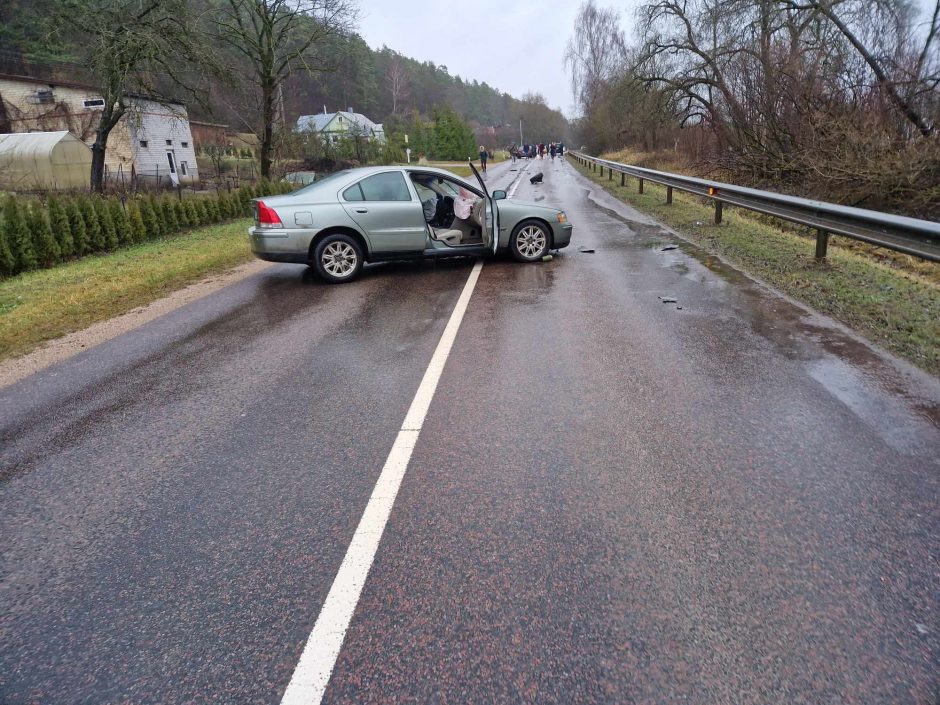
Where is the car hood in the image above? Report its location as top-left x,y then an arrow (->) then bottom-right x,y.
500,198 -> 562,213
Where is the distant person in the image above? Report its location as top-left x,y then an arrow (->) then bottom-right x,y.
479,145 -> 488,174
538,143 -> 545,159
550,143 -> 556,160
510,144 -> 517,163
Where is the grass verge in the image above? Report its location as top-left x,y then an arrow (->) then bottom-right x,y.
572,159 -> 940,376
0,219 -> 254,360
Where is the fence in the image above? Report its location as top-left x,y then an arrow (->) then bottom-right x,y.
570,151 -> 940,263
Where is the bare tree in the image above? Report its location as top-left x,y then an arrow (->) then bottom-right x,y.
214,0 -> 358,179
57,0 -> 205,192
564,1 -> 627,114
385,56 -> 410,115
780,0 -> 936,136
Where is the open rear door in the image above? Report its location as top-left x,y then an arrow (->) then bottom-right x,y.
468,160 -> 498,253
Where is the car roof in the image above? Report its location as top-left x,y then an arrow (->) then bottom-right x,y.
342,165 -> 468,178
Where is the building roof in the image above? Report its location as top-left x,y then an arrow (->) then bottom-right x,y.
296,111 -> 383,135
0,130 -> 78,153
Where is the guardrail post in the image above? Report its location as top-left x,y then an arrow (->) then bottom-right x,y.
666,186 -> 673,204
608,168 -> 612,181
815,230 -> 830,260
620,172 -> 625,187
714,201 -> 723,225
638,178 -> 644,194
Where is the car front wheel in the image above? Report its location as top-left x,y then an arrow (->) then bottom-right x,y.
510,220 -> 551,262
313,234 -> 363,283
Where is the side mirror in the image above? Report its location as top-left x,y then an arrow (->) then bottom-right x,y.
492,189 -> 507,200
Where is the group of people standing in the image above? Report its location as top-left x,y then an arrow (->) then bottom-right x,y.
509,142 -> 565,162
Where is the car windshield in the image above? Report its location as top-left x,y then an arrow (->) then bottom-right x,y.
291,169 -> 352,196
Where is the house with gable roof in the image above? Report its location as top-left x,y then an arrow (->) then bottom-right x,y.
296,108 -> 385,144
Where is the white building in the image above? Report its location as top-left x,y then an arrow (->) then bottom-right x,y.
0,73 -> 200,186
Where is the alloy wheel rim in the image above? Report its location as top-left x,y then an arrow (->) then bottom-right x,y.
323,242 -> 357,276
517,226 -> 547,258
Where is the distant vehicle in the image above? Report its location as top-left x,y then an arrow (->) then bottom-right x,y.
282,171 -> 317,186
249,163 -> 572,283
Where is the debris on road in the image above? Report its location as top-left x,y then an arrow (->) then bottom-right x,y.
659,296 -> 678,303
530,172 -> 544,184
542,254 -> 553,262
660,245 -> 678,251
578,247 -> 595,253
534,196 -> 545,201
677,306 -> 683,310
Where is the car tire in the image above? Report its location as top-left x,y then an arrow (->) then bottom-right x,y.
510,220 -> 551,262
313,233 -> 363,284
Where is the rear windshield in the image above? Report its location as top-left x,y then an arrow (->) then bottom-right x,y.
292,170 -> 352,196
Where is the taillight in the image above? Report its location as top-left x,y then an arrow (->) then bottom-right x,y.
256,201 -> 283,228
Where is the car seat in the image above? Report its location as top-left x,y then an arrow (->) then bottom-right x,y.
432,227 -> 462,245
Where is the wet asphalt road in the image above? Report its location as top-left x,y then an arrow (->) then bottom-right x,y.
2,157 -> 939,704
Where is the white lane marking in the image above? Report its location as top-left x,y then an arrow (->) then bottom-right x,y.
507,162 -> 529,199
280,259 -> 485,705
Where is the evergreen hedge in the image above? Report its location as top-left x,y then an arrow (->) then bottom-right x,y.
0,180 -> 291,278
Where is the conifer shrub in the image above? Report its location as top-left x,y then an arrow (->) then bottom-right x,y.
128,202 -> 147,242
161,196 -> 179,233
77,196 -> 103,252
28,204 -> 61,266
47,196 -> 75,258
195,199 -> 210,226
203,197 -> 220,223
236,186 -> 251,216
110,200 -> 132,246
94,198 -> 118,250
137,198 -> 161,241
65,199 -> 90,255
183,199 -> 199,228
0,218 -> 14,276
4,197 -> 37,272
147,195 -> 166,237
216,192 -> 231,220
174,199 -> 190,229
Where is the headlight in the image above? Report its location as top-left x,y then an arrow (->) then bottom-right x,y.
556,211 -> 567,223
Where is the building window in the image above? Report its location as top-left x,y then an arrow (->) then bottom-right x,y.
181,141 -> 188,148
166,139 -> 172,146
180,161 -> 188,176
166,152 -> 176,173
139,140 -> 148,148
35,89 -> 54,104
83,99 -> 105,108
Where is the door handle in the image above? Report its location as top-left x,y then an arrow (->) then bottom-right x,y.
355,208 -> 368,213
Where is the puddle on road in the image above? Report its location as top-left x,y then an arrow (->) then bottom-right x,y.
809,357 -> 938,453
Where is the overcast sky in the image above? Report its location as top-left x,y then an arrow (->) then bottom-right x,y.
355,0 -> 587,117
355,0 -> 937,118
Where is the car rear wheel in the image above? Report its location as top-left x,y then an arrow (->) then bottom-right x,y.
510,220 -> 551,262
313,234 -> 363,283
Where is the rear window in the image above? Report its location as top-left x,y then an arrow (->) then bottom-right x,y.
343,183 -> 364,201
293,169 -> 351,196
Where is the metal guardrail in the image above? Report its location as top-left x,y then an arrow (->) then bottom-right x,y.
570,151 -> 940,262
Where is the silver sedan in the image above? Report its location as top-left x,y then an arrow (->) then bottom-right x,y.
248,163 -> 572,283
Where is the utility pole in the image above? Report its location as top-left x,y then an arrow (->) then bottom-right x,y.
519,119 -> 523,145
